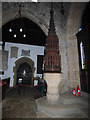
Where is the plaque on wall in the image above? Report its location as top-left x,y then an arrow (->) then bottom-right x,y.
10,46 -> 18,58
0,50 -> 8,70
21,49 -> 30,56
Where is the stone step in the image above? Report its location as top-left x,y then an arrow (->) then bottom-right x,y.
60,94 -> 88,105
38,108 -> 88,118
35,95 -> 88,118
36,104 -> 88,118
36,109 -> 88,118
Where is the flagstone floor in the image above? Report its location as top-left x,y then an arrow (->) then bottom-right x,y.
0,86 -> 88,119
1,86 -> 43,119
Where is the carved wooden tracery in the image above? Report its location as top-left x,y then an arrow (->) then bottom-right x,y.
43,4 -> 61,73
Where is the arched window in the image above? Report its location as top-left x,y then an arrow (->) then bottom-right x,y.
80,42 -> 85,69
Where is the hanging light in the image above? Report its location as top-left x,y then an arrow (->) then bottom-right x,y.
23,34 -> 26,38
20,28 -> 23,32
9,28 -> 12,32
61,3 -> 64,15
9,2 -> 26,38
14,34 -> 17,37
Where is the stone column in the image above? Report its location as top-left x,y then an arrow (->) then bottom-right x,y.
44,73 -> 62,103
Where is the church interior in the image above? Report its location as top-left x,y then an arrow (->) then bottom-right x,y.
0,1 -> 89,119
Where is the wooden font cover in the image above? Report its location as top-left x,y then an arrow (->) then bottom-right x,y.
43,4 -> 61,73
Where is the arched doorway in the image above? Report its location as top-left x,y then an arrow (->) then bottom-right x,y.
13,57 -> 35,86
17,63 -> 32,85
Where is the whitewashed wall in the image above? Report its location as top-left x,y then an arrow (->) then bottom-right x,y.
1,42 -> 44,86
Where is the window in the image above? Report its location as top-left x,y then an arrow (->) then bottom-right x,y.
80,42 -> 85,69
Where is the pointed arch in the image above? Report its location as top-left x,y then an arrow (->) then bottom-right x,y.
2,7 -> 48,35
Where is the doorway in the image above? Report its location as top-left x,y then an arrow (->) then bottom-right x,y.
13,57 -> 35,86
17,63 -> 32,85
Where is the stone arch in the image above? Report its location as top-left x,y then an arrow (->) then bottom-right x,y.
13,57 -> 35,86
2,7 -> 48,35
66,3 -> 87,88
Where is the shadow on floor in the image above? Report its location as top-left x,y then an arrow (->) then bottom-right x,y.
5,86 -> 43,99
1,86 -> 44,119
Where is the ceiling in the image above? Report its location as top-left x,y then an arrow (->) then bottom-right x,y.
2,17 -> 46,46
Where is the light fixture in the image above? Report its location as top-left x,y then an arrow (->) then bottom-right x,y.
23,70 -> 26,76
9,2 -> 26,38
20,28 -> 23,32
23,34 -> 26,37
14,34 -> 17,38
9,28 -> 12,32
61,3 -> 64,15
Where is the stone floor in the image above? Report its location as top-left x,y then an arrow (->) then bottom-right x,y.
36,93 -> 88,118
0,86 -> 89,119
0,86 -> 43,119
